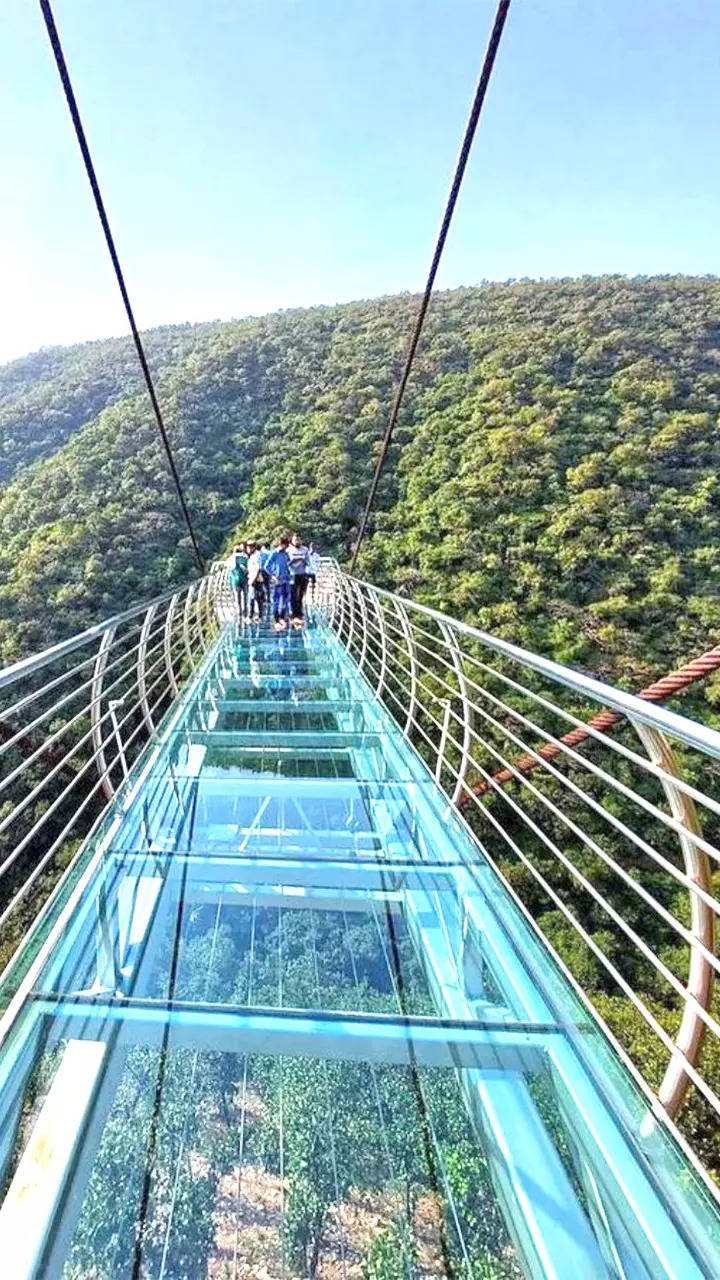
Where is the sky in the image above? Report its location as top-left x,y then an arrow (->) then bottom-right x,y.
0,0 -> 718,365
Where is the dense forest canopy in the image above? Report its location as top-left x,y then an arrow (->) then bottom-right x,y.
0,274 -> 718,718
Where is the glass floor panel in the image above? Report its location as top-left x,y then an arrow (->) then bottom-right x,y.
210,674 -> 356,690
153,735 -> 420,782
1,619 -> 720,1278
199,683 -> 359,704
31,857 -> 518,1023
6,1034 -> 532,1280
163,728 -> 395,750
182,703 -> 376,733
108,776 -> 463,862
216,658 -> 346,678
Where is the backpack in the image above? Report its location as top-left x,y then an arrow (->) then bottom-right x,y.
228,553 -> 248,588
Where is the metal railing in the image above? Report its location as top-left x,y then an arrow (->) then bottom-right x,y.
0,563 -> 226,1000
316,562 -> 720,1139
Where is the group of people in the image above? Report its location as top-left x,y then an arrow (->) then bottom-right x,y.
226,534 -> 321,630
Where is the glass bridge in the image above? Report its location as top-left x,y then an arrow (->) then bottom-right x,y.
0,582 -> 719,1278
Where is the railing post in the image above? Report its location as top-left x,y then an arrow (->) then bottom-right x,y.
137,603 -> 158,737
206,563 -> 222,637
352,579 -> 370,675
325,563 -> 337,624
440,620 -> 473,807
195,576 -> 208,652
344,573 -> 356,654
209,559 -> 229,624
91,627 -> 116,802
183,584 -> 197,670
631,718 -> 715,1119
209,563 -> 224,630
393,597 -> 418,739
435,699 -> 451,783
368,586 -> 388,698
334,566 -> 346,640
164,593 -> 180,698
109,698 -> 129,780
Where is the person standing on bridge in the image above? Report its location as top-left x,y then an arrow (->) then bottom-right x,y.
247,542 -> 265,621
307,542 -> 320,603
265,536 -> 292,631
288,532 -> 310,628
227,542 -> 249,621
258,539 -> 272,614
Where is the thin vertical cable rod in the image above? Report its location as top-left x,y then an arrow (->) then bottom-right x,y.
38,0 -> 205,573
350,0 -> 512,570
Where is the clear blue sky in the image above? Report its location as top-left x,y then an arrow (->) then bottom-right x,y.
1,0 -> 718,364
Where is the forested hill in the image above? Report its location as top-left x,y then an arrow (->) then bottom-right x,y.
0,275 -> 719,714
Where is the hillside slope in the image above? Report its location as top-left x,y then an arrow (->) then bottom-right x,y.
0,275 -> 718,713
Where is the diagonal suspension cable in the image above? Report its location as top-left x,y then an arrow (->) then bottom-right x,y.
350,0 -> 512,572
38,0 -> 205,574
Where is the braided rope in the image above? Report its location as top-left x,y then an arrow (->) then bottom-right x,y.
462,643 -> 720,801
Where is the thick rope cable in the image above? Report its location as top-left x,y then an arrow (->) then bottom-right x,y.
38,0 -> 205,574
349,0 -> 512,572
462,643 -> 720,801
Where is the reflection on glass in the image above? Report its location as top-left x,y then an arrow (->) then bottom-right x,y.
55,1045 -> 522,1280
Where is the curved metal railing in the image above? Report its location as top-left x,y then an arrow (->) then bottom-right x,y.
316,561 -> 720,1147
0,563 -> 227,1004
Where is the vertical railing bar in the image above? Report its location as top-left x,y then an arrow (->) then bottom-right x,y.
183,584 -> 197,670
324,560 -> 337,625
164,593 -> 180,698
344,573 -> 356,653
393,597 -> 418,739
109,699 -> 129,781
435,699 -> 451,783
354,580 -> 370,674
334,565 -> 346,640
631,718 -> 716,1120
440,620 -> 474,807
368,586 -> 388,698
195,576 -> 208,653
209,563 -> 224,632
91,627 -> 116,802
137,603 -> 159,737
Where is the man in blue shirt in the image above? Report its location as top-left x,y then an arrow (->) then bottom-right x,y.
265,536 -> 292,631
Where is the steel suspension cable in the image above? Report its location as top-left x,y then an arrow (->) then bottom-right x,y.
350,0 -> 512,572
38,0 -> 205,574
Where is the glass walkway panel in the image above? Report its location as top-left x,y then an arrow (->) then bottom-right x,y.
0,578 -> 720,1277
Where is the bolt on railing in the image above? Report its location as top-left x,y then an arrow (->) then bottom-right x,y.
316,561 -> 720,1152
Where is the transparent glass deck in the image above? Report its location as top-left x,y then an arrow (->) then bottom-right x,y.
0,617 -> 719,1278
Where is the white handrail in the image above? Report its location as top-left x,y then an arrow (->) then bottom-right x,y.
338,569 -> 720,760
